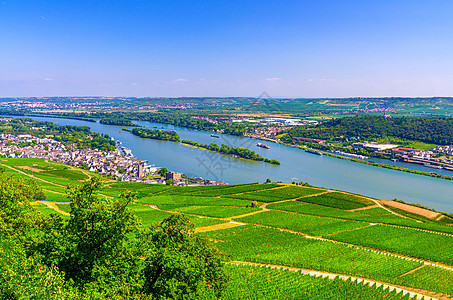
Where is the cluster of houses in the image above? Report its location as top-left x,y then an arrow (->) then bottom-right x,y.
0,133 -> 158,182
433,145 -> 453,156
191,116 -> 218,124
0,133 -> 226,186
247,126 -> 292,138
391,147 -> 434,159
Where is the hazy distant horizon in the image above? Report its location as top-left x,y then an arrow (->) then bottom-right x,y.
2,95 -> 453,100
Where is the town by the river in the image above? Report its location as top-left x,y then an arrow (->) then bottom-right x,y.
15,115 -> 453,213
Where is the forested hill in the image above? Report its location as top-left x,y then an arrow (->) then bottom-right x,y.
285,116 -> 453,145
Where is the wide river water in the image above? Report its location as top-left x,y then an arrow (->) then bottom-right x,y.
17,116 -> 453,213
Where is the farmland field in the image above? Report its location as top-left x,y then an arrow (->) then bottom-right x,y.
44,191 -> 70,202
357,207 -> 392,216
202,225 -> 422,281
136,195 -> 252,207
41,169 -> 89,181
158,205 -> 260,218
158,184 -> 250,195
187,183 -> 280,197
298,192 -> 374,210
270,201 -> 453,234
202,264 -> 420,300
393,265 -> 453,296
225,186 -> 323,202
236,210 -> 368,236
328,224 -> 453,265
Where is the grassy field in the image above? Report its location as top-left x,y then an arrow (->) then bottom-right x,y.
44,191 -> 70,202
406,141 -> 439,151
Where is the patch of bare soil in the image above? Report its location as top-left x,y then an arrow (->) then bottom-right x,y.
381,200 -> 440,219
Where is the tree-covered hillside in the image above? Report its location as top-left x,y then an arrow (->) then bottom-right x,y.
284,116 -> 453,145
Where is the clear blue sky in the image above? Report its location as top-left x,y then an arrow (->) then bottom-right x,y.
1,1 -> 453,98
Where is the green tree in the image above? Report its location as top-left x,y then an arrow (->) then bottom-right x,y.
143,214 -> 226,299
6,175 -> 227,299
159,167 -> 168,177
0,239 -> 76,300
0,167 -> 46,239
36,178 -> 144,296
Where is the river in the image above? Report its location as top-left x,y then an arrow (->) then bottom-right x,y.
13,115 -> 453,213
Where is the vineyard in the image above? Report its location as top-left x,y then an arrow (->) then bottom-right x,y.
137,195 -> 252,207
3,158 -> 453,299
270,200 -> 453,234
393,265 -> 453,296
200,264 -> 421,300
236,210 -> 368,236
328,224 -> 453,265
158,205 -> 260,218
297,192 -> 375,209
202,226 -> 424,280
160,183 -> 256,195
225,185 -> 323,202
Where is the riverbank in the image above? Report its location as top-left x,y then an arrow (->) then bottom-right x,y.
320,149 -> 453,181
252,135 -> 453,181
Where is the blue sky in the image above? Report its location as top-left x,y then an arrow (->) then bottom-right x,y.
1,1 -> 453,98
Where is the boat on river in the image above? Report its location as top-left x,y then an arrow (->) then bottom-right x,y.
211,134 -> 220,138
424,163 -> 443,169
257,143 -> 270,149
305,149 -> 322,156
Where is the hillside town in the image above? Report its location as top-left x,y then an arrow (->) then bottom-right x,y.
0,133 -> 222,185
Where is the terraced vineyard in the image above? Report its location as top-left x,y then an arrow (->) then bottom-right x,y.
328,224 -> 453,265
236,210 -> 368,236
158,205 -> 260,218
173,183 -> 281,197
393,265 -> 453,296
201,264 -> 421,300
3,158 -> 453,299
224,185 -> 323,202
270,200 -> 453,234
137,195 -> 253,207
298,192 -> 375,209
202,225 -> 423,281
